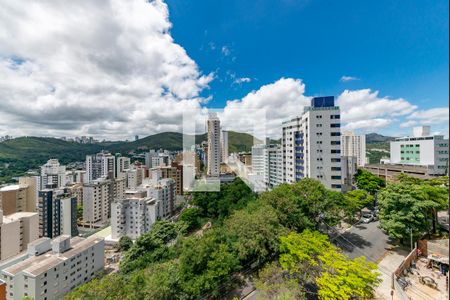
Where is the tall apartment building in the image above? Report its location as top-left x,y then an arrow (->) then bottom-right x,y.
0,235 -> 104,300
341,131 -> 367,167
38,189 -> 78,238
221,130 -> 229,163
0,211 -> 39,261
126,168 -> 144,189
207,113 -> 221,177
265,144 -> 283,189
111,196 -> 161,240
40,159 -> 66,190
82,178 -> 125,224
389,126 -> 449,175
341,156 -> 358,192
144,150 -> 157,168
282,96 -> 342,191
251,144 -> 266,177
116,156 -> 131,179
145,178 -> 175,218
85,151 -> 116,183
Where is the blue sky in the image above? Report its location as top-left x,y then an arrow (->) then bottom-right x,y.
163,0 -> 449,136
167,0 -> 448,108
0,0 -> 447,139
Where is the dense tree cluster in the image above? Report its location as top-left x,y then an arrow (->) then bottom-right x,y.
66,178 -> 382,300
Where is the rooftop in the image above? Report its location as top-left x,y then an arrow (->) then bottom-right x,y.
1,236 -> 103,277
0,185 -> 20,192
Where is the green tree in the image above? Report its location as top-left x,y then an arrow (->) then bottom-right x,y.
225,202 -> 288,264
76,204 -> 83,220
343,189 -> 374,219
354,169 -> 385,194
118,236 -> 133,252
279,231 -> 380,300
378,182 -> 448,242
179,207 -> 201,231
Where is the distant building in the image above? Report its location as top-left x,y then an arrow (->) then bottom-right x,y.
85,151 -> 116,183
159,163 -> 183,196
0,211 -> 39,262
116,156 -> 131,179
207,113 -> 221,177
0,235 -> 104,300
282,96 -> 342,191
341,131 -> 367,167
40,159 -> 66,189
389,126 -> 448,175
341,156 -> 358,192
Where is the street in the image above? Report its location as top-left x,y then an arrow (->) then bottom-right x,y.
332,220 -> 393,263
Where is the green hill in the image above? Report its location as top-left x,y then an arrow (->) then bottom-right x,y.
0,131 -> 260,183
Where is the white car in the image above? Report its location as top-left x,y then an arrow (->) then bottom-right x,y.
361,213 -> 374,223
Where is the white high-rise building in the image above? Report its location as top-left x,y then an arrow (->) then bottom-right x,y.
85,151 -> 116,183
0,211 -> 39,261
265,144 -> 283,189
116,156 -> 131,179
144,150 -> 157,168
282,96 -> 342,191
40,159 -> 66,189
207,113 -> 221,177
341,131 -> 367,167
220,130 -> 229,163
145,178 -> 175,218
111,197 -> 161,240
0,235 -> 104,300
390,126 -> 449,175
126,168 -> 145,189
251,144 -> 266,177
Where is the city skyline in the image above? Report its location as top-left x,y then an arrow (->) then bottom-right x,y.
0,0 -> 448,140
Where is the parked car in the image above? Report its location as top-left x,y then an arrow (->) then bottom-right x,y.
361,213 -> 374,223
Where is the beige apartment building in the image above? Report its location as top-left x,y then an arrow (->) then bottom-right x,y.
0,177 -> 38,215
0,211 -> 39,261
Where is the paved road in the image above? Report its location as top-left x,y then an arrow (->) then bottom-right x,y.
332,220 -> 393,263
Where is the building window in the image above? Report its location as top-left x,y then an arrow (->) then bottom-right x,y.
331,132 -> 341,137
330,123 -> 340,128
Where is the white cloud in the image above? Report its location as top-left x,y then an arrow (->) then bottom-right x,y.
342,119 -> 392,130
406,107 -> 449,124
337,89 -> 417,130
340,75 -> 359,82
399,120 -> 417,128
0,0 -> 212,140
220,78 -> 310,137
233,77 -> 252,84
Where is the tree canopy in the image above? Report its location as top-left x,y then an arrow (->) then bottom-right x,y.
354,169 -> 385,194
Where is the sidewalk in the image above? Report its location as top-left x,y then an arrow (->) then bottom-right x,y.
375,249 -> 409,300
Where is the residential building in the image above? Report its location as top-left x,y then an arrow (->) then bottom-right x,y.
159,163 -> 183,195
38,189 -> 78,238
341,131 -> 367,167
389,126 -> 449,175
82,178 -> 125,224
85,151 -> 116,183
0,177 -> 37,215
207,113 -> 221,177
126,168 -> 144,189
111,196 -> 161,240
145,178 -> 175,218
265,144 -> 283,189
251,144 -> 266,177
0,235 -> 104,300
282,96 -> 342,191
116,156 -> 130,179
144,150 -> 157,168
40,159 -> 66,189
0,211 -> 39,261
341,156 -> 358,192
221,130 -> 229,163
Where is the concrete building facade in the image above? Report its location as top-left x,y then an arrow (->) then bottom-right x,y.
0,211 -> 39,262
0,235 -> 104,300
341,131 -> 367,167
282,96 -> 342,191
40,159 -> 66,190
207,113 -> 221,177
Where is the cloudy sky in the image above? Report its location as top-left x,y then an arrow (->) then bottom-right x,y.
0,0 -> 448,140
